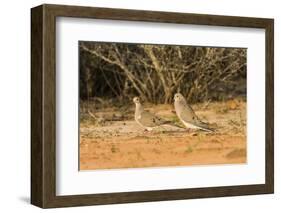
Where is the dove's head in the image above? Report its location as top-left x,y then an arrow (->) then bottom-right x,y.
133,97 -> 141,105
174,93 -> 185,103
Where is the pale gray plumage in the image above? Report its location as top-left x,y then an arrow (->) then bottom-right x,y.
174,93 -> 213,132
133,97 -> 169,131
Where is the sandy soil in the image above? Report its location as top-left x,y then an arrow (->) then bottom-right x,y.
80,100 -> 246,170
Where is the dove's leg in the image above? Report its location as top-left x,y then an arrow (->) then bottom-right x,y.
159,125 -> 167,132
185,128 -> 192,133
144,127 -> 153,134
185,128 -> 198,134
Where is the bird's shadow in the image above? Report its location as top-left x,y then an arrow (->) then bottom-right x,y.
151,130 -> 187,135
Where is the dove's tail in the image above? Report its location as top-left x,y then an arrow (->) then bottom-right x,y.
197,123 -> 215,132
164,121 -> 185,129
198,126 -> 214,132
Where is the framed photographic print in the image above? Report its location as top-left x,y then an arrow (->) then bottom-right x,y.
31,4 -> 274,208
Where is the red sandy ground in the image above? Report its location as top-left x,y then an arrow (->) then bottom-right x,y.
79,100 -> 246,170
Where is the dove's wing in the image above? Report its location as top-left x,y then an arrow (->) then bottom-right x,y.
179,104 -> 211,129
138,111 -> 168,127
179,104 -> 200,123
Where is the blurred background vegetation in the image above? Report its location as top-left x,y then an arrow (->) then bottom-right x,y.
79,42 -> 246,105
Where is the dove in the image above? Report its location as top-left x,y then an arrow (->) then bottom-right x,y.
133,97 -> 171,131
174,93 -> 214,132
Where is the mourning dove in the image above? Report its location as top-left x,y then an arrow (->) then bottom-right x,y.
133,97 -> 171,131
174,93 -> 214,132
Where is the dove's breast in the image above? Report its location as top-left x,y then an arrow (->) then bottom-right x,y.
174,101 -> 184,117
